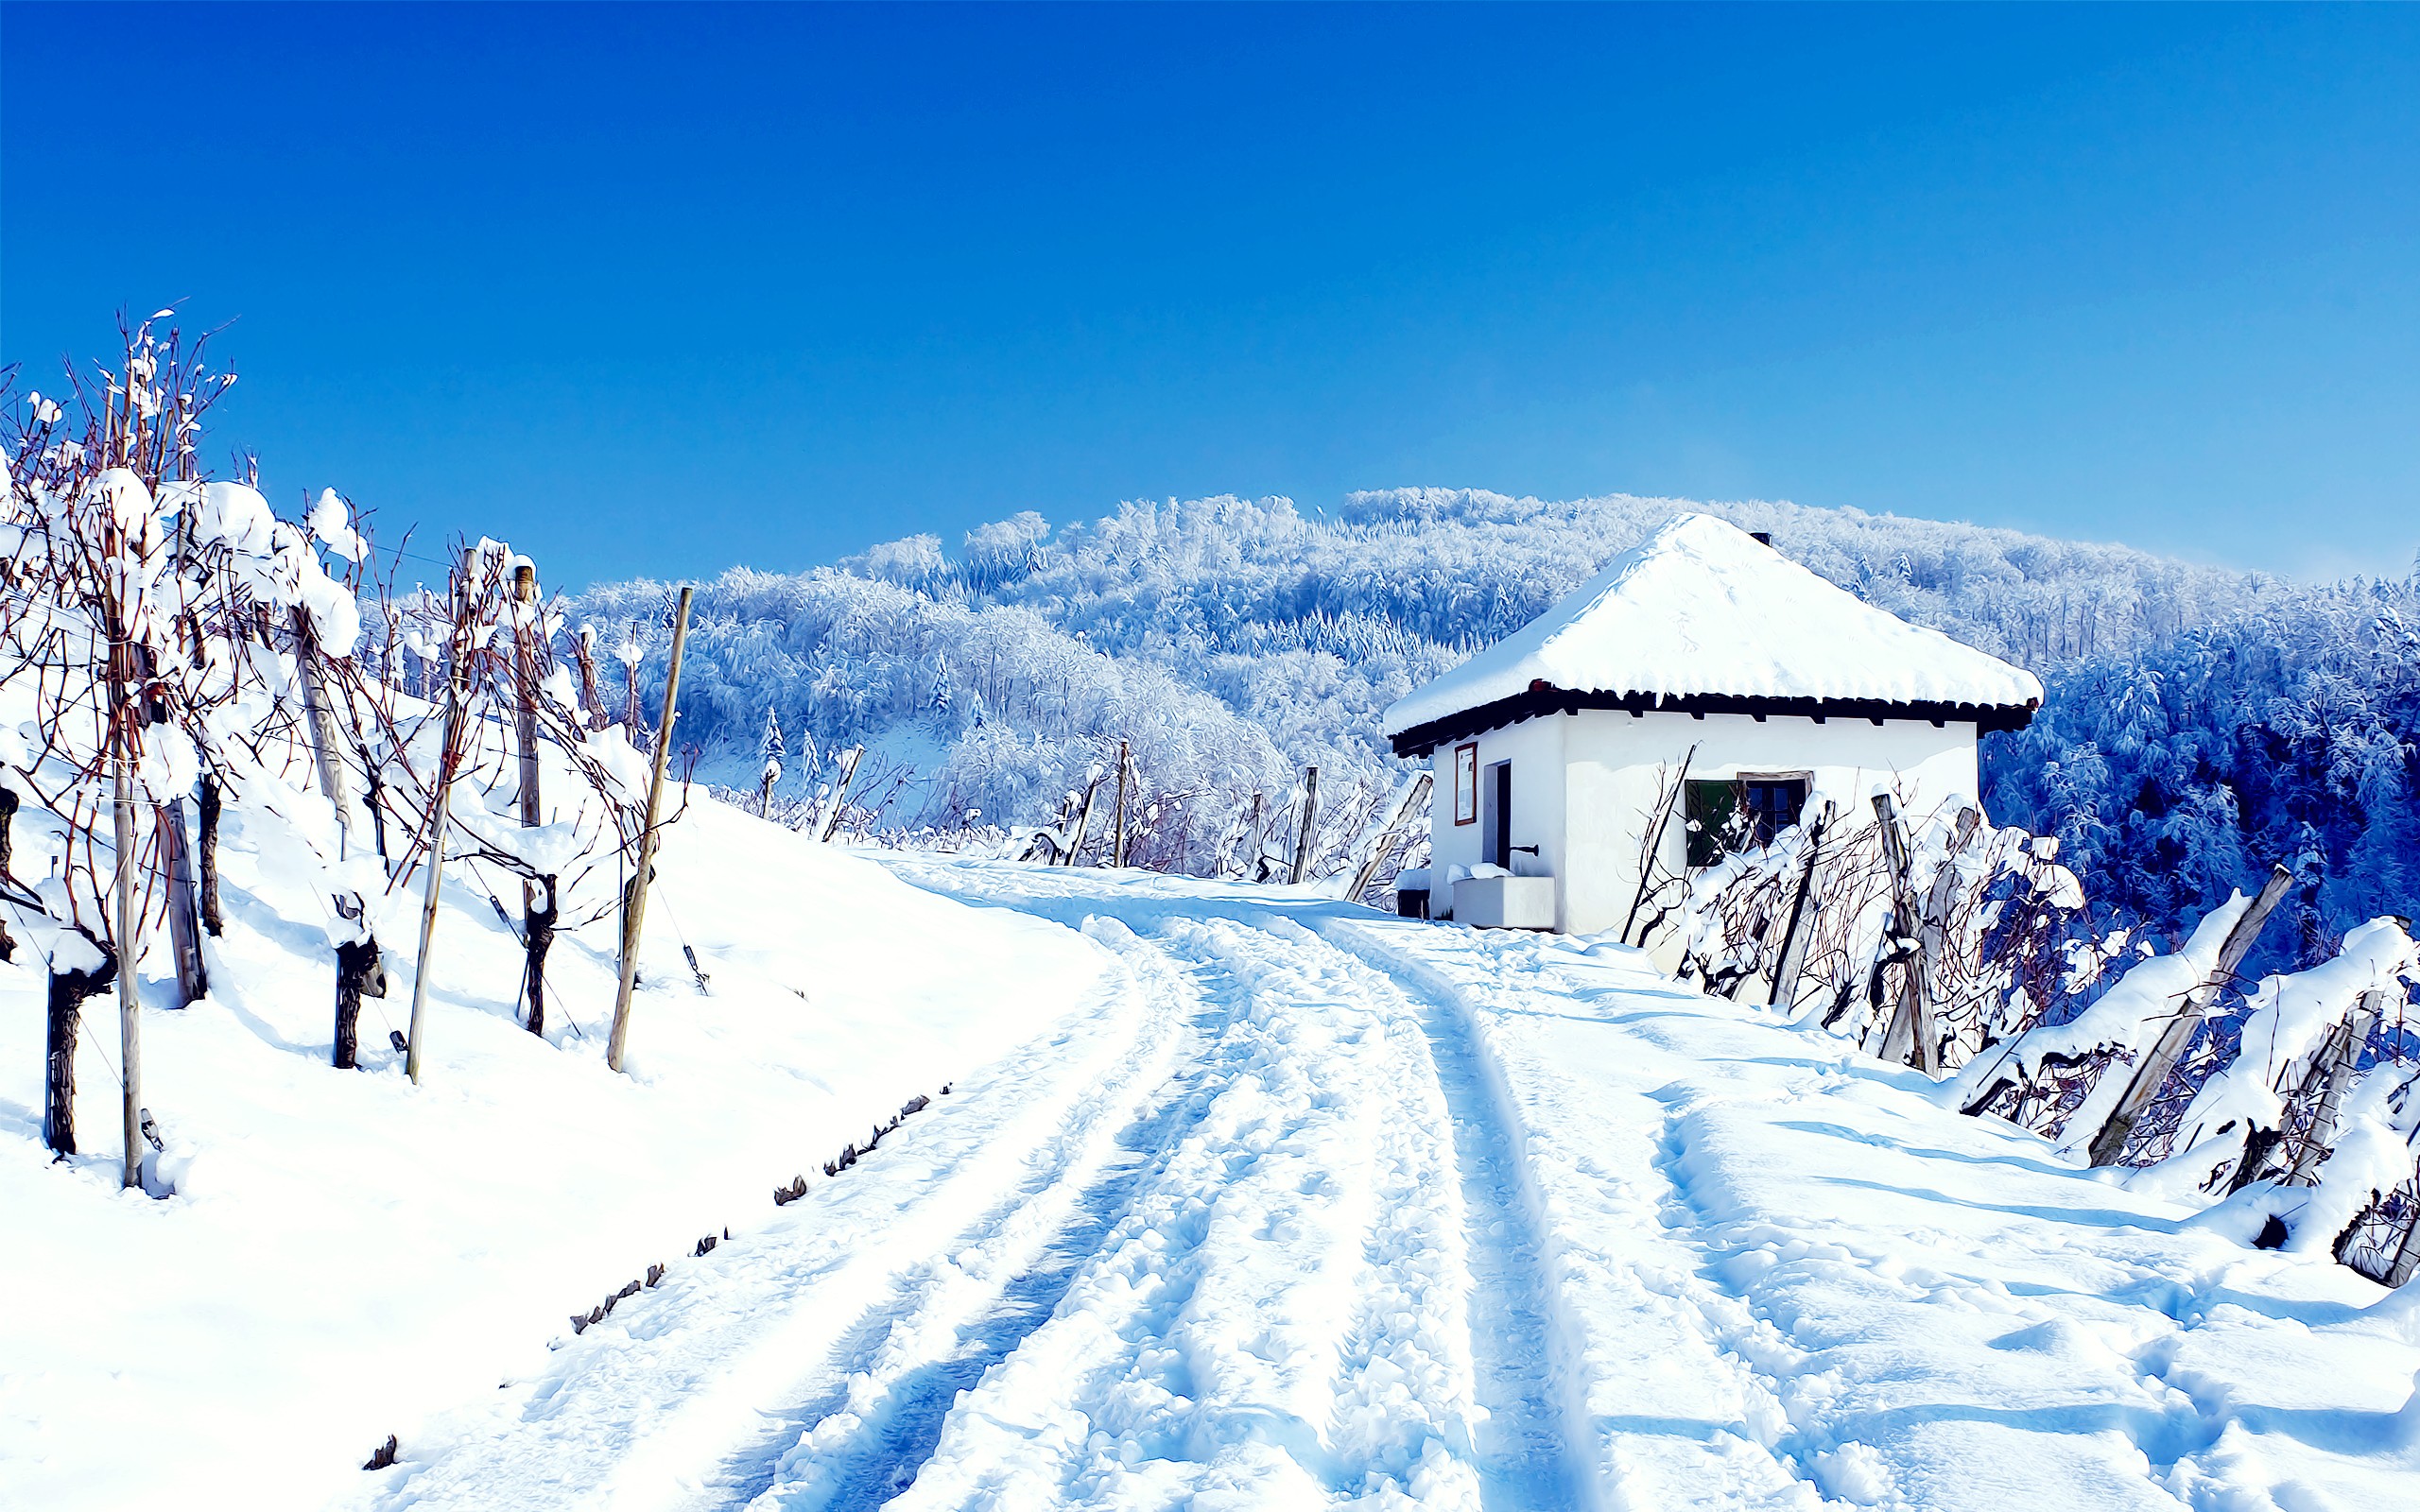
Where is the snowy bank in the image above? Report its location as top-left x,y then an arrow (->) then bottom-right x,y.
0,801 -> 1104,1512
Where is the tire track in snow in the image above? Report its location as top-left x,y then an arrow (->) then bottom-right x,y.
1315,919 -> 1592,1512
355,919 -> 1184,1512
717,923 -> 1239,1511
1339,921 -> 1831,1512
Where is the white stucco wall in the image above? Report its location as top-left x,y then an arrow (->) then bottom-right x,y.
1424,709 -> 1980,938
1425,714 -> 1566,905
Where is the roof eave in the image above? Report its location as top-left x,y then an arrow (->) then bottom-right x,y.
1387,682 -> 2040,759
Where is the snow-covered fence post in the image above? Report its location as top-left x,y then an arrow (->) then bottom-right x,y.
816,747 -> 863,844
1348,770 -> 1434,907
196,775 -> 223,936
510,563 -> 556,1035
2285,989 -> 2390,1186
1765,800 -> 1835,1008
1112,739 -> 1130,869
160,796 -> 207,1004
291,607 -> 362,847
1061,771 -> 1099,867
1288,765 -> 1320,885
2084,864 -> 2292,1168
404,549 -> 477,1087
1870,793 -> 1940,1074
609,585 -> 693,1075
109,603 -> 146,1188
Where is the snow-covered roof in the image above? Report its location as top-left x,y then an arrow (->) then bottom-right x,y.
1383,513 -> 2043,744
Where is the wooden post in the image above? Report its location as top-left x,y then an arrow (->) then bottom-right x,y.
161,797 -> 208,1004
405,551 -> 476,1086
111,643 -> 144,1189
2284,989 -> 2386,1185
2084,864 -> 2293,1167
1765,800 -> 1835,1008
512,564 -> 552,1035
1620,743 -> 1698,947
609,586 -> 693,1074
1875,799 -> 1978,1074
196,775 -> 223,936
1349,770 -> 1435,907
1112,740 -> 1130,869
1062,774 -> 1098,867
1288,765 -> 1320,885
291,607 -> 361,850
816,747 -> 863,844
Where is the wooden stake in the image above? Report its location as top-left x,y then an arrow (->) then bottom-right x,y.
1288,765 -> 1320,885
609,586 -> 693,1074
1874,798 -> 1976,1074
512,564 -> 551,1034
405,550 -> 476,1086
1062,773 -> 1098,867
1348,771 -> 1434,907
2084,864 -> 2292,1167
1765,800 -> 1834,1009
816,747 -> 863,844
111,642 -> 143,1189
1112,740 -> 1130,869
2283,989 -> 2386,1186
291,607 -> 361,849
161,797 -> 208,1005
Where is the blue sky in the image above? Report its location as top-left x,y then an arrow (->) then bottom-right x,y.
6,3 -> 2417,588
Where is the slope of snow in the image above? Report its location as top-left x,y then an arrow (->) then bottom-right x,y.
1383,513 -> 2045,736
318,864 -> 2417,1512
0,801 -> 1104,1512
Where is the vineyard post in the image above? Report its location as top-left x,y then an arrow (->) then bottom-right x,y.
1871,793 -> 1939,1074
609,585 -> 694,1074
1764,800 -> 1834,1009
816,747 -> 863,844
292,607 -> 361,849
2284,988 -> 2388,1185
1112,739 -> 1130,869
1288,765 -> 1320,885
1348,770 -> 1433,906
512,563 -> 553,1035
110,637 -> 144,1189
405,549 -> 476,1086
1062,773 -> 1098,867
161,797 -> 208,1004
2084,864 -> 2292,1168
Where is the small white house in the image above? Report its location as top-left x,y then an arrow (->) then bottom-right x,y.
1384,513 -> 2042,936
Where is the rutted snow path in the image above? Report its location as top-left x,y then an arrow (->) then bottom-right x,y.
349,863 -> 2419,1512
352,866 -> 1589,1512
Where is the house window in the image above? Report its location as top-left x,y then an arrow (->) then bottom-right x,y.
1685,775 -> 1809,868
1452,743 -> 1478,826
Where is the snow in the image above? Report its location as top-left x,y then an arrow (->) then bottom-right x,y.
0,797 -> 1101,1512
1382,513 -> 2045,736
132,862 -> 2403,1512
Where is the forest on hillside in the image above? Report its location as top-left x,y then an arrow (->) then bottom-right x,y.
565,487 -> 2420,964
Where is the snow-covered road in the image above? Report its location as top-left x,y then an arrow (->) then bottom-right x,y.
346,863 -> 2420,1512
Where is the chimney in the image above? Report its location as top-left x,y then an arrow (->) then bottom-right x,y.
1750,531 -> 1772,547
